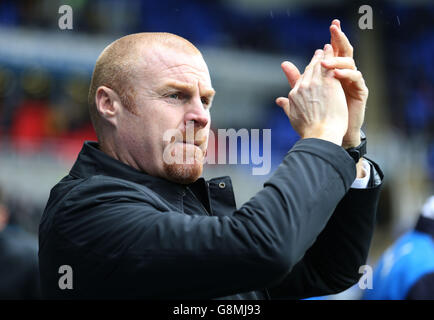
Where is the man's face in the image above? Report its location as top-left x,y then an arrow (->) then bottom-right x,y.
117,46 -> 215,184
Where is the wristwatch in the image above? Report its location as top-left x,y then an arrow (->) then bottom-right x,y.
345,130 -> 367,163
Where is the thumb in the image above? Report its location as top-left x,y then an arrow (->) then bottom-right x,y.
281,61 -> 301,88
275,97 -> 291,117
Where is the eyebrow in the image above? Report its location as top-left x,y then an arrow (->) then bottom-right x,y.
160,80 -> 216,98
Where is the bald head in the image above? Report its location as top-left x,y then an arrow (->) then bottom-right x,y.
88,33 -> 202,138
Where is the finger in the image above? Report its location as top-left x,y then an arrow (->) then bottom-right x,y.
330,19 -> 342,56
305,49 -> 323,70
330,24 -> 340,56
301,49 -> 324,84
275,97 -> 290,115
314,48 -> 329,79
281,61 -> 301,88
276,96 -> 288,107
333,69 -> 366,87
332,19 -> 341,30
323,43 -> 334,60
321,44 -> 335,78
330,24 -> 353,58
321,57 -> 356,70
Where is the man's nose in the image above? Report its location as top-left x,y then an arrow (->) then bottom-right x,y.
184,98 -> 209,129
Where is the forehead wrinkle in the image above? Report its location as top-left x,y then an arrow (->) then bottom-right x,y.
144,50 -> 213,97
159,64 -> 210,82
160,79 -> 215,98
150,50 -> 210,78
146,61 -> 210,86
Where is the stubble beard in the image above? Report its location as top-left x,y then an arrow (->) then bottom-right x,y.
162,143 -> 205,184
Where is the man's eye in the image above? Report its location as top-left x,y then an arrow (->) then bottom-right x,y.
168,93 -> 181,100
201,97 -> 209,106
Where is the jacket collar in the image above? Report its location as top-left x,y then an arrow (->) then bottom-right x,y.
70,141 -> 209,209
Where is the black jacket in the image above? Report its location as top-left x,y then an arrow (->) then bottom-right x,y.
39,139 -> 383,299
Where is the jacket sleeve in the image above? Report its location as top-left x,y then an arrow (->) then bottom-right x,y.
50,138 -> 356,299
267,160 -> 384,299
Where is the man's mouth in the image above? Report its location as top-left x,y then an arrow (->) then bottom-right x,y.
171,141 -> 202,155
180,139 -> 204,148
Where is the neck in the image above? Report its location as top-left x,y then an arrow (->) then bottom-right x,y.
98,137 -> 142,173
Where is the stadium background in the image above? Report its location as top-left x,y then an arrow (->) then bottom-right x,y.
0,0 -> 432,299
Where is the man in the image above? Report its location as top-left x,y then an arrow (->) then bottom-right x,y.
39,20 -> 383,299
364,195 -> 434,300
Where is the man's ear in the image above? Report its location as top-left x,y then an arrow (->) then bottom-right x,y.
95,86 -> 123,127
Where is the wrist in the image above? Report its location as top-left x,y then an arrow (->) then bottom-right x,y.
344,130 -> 367,163
302,128 -> 343,146
342,129 -> 362,149
342,137 -> 361,149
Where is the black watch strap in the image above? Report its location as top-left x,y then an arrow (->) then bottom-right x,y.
345,131 -> 367,163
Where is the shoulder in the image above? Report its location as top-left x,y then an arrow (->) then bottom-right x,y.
53,174 -> 162,209
41,174 -> 166,238
40,174 -> 172,257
